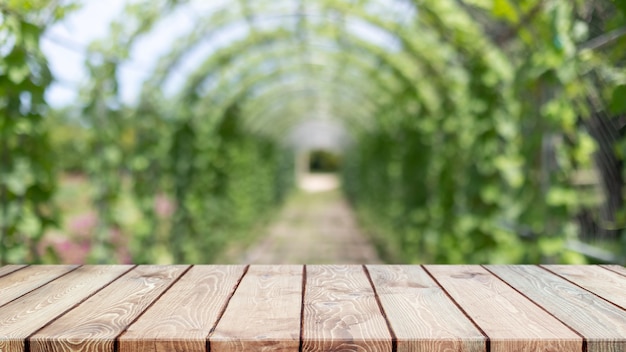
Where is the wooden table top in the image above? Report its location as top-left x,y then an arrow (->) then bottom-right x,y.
0,265 -> 624,352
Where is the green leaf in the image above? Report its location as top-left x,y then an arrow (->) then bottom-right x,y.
546,187 -> 577,207
493,0 -> 519,23
18,213 -> 42,238
609,85 -> 626,115
539,236 -> 564,256
8,63 -> 30,85
20,20 -> 41,50
4,160 -> 36,196
4,47 -> 30,85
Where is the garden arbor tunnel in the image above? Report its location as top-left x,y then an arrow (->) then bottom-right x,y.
51,0 -> 624,263
137,0 -> 501,135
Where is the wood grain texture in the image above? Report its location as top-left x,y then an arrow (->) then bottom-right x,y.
210,265 -> 302,352
543,265 -> 626,310
4,264 -> 625,352
302,265 -> 391,352
602,264 -> 626,277
0,265 -> 78,307
425,265 -> 581,352
367,265 -> 485,352
487,265 -> 626,352
0,265 -> 132,352
119,265 -> 246,352
30,265 -> 188,352
0,265 -> 27,278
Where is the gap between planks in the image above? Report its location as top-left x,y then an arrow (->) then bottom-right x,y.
0,265 -> 81,308
114,264 -> 193,352
421,265 -> 491,352
298,265 -> 307,352
204,265 -> 399,352
540,265 -> 626,312
28,265 -> 138,352
0,264 -> 29,279
363,265 -> 398,352
481,265 -> 587,349
485,265 -> 626,352
3,265 -> 624,352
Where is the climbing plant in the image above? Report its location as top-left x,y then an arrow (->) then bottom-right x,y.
2,0 -> 625,264
0,0 -> 77,264
342,0 -> 626,263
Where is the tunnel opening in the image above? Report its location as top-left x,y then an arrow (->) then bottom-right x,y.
308,149 -> 342,173
295,149 -> 342,194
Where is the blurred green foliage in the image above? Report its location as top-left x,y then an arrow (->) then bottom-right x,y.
127,102 -> 293,263
2,0 -> 625,264
343,0 -> 626,264
0,1 -> 64,263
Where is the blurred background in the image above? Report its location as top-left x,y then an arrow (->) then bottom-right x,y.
1,0 -> 625,265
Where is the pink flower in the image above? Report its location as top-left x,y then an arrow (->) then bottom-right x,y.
154,194 -> 175,218
53,238 -> 90,264
67,212 -> 98,238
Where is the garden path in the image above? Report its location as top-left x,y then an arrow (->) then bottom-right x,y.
225,174 -> 382,264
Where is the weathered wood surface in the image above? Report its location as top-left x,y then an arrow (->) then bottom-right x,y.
543,265 -> 626,310
0,264 -> 624,352
603,264 -> 626,276
302,265 -> 391,352
0,265 -> 28,279
0,265 -> 77,307
119,265 -> 246,352
0,265 -> 132,352
426,265 -> 582,352
211,265 -> 302,352
367,265 -> 485,352
487,265 -> 626,352
30,265 -> 188,352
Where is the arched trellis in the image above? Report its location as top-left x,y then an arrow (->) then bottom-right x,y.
64,0 -> 515,136
133,0 -> 480,121
59,0 -> 625,265
182,44 -> 413,135
162,31 -> 452,140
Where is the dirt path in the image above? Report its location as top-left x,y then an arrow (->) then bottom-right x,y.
228,174 -> 382,264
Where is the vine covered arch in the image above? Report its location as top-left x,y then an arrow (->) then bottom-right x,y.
2,0 -> 625,264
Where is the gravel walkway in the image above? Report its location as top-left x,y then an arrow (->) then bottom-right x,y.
237,175 -> 382,264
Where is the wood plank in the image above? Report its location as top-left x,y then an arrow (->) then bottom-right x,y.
302,265 -> 391,352
425,265 -> 581,352
0,265 -> 133,352
0,264 -> 27,278
0,265 -> 78,307
367,265 -> 485,352
210,265 -> 303,352
543,265 -> 626,310
487,265 -> 626,352
30,265 -> 189,352
119,265 -> 246,352
602,264 -> 626,277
